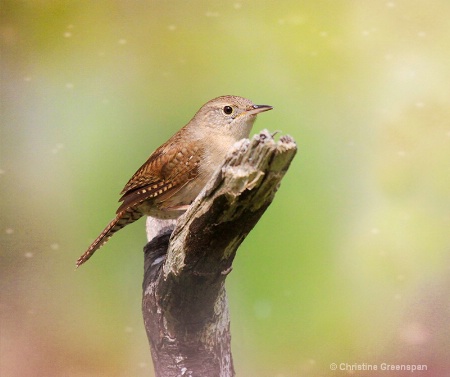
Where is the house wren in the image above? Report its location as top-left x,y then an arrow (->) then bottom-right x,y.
76,95 -> 272,267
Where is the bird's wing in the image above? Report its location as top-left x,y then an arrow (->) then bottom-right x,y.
116,140 -> 202,214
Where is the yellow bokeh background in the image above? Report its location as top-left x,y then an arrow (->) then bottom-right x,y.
1,1 -> 449,376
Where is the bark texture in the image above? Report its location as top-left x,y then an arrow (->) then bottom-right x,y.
142,130 -> 297,377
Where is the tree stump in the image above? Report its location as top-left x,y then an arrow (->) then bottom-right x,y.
142,130 -> 297,377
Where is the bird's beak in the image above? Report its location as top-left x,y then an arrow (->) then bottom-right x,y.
245,104 -> 273,116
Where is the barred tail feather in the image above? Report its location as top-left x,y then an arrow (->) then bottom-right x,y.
76,209 -> 143,267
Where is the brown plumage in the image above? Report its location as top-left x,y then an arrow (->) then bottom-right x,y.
76,95 -> 272,267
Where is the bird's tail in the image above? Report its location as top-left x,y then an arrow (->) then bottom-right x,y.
76,209 -> 143,267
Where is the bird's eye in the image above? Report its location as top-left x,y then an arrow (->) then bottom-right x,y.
223,106 -> 233,115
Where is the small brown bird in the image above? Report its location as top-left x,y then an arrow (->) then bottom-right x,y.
76,95 -> 272,267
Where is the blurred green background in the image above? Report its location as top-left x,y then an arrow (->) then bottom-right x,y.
1,1 -> 450,376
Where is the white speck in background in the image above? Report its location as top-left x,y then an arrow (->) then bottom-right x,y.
51,143 -> 65,154
205,11 -> 219,17
253,299 -> 272,319
415,101 -> 425,108
64,24 -> 73,38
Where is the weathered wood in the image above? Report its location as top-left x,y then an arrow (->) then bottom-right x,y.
142,130 -> 297,377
